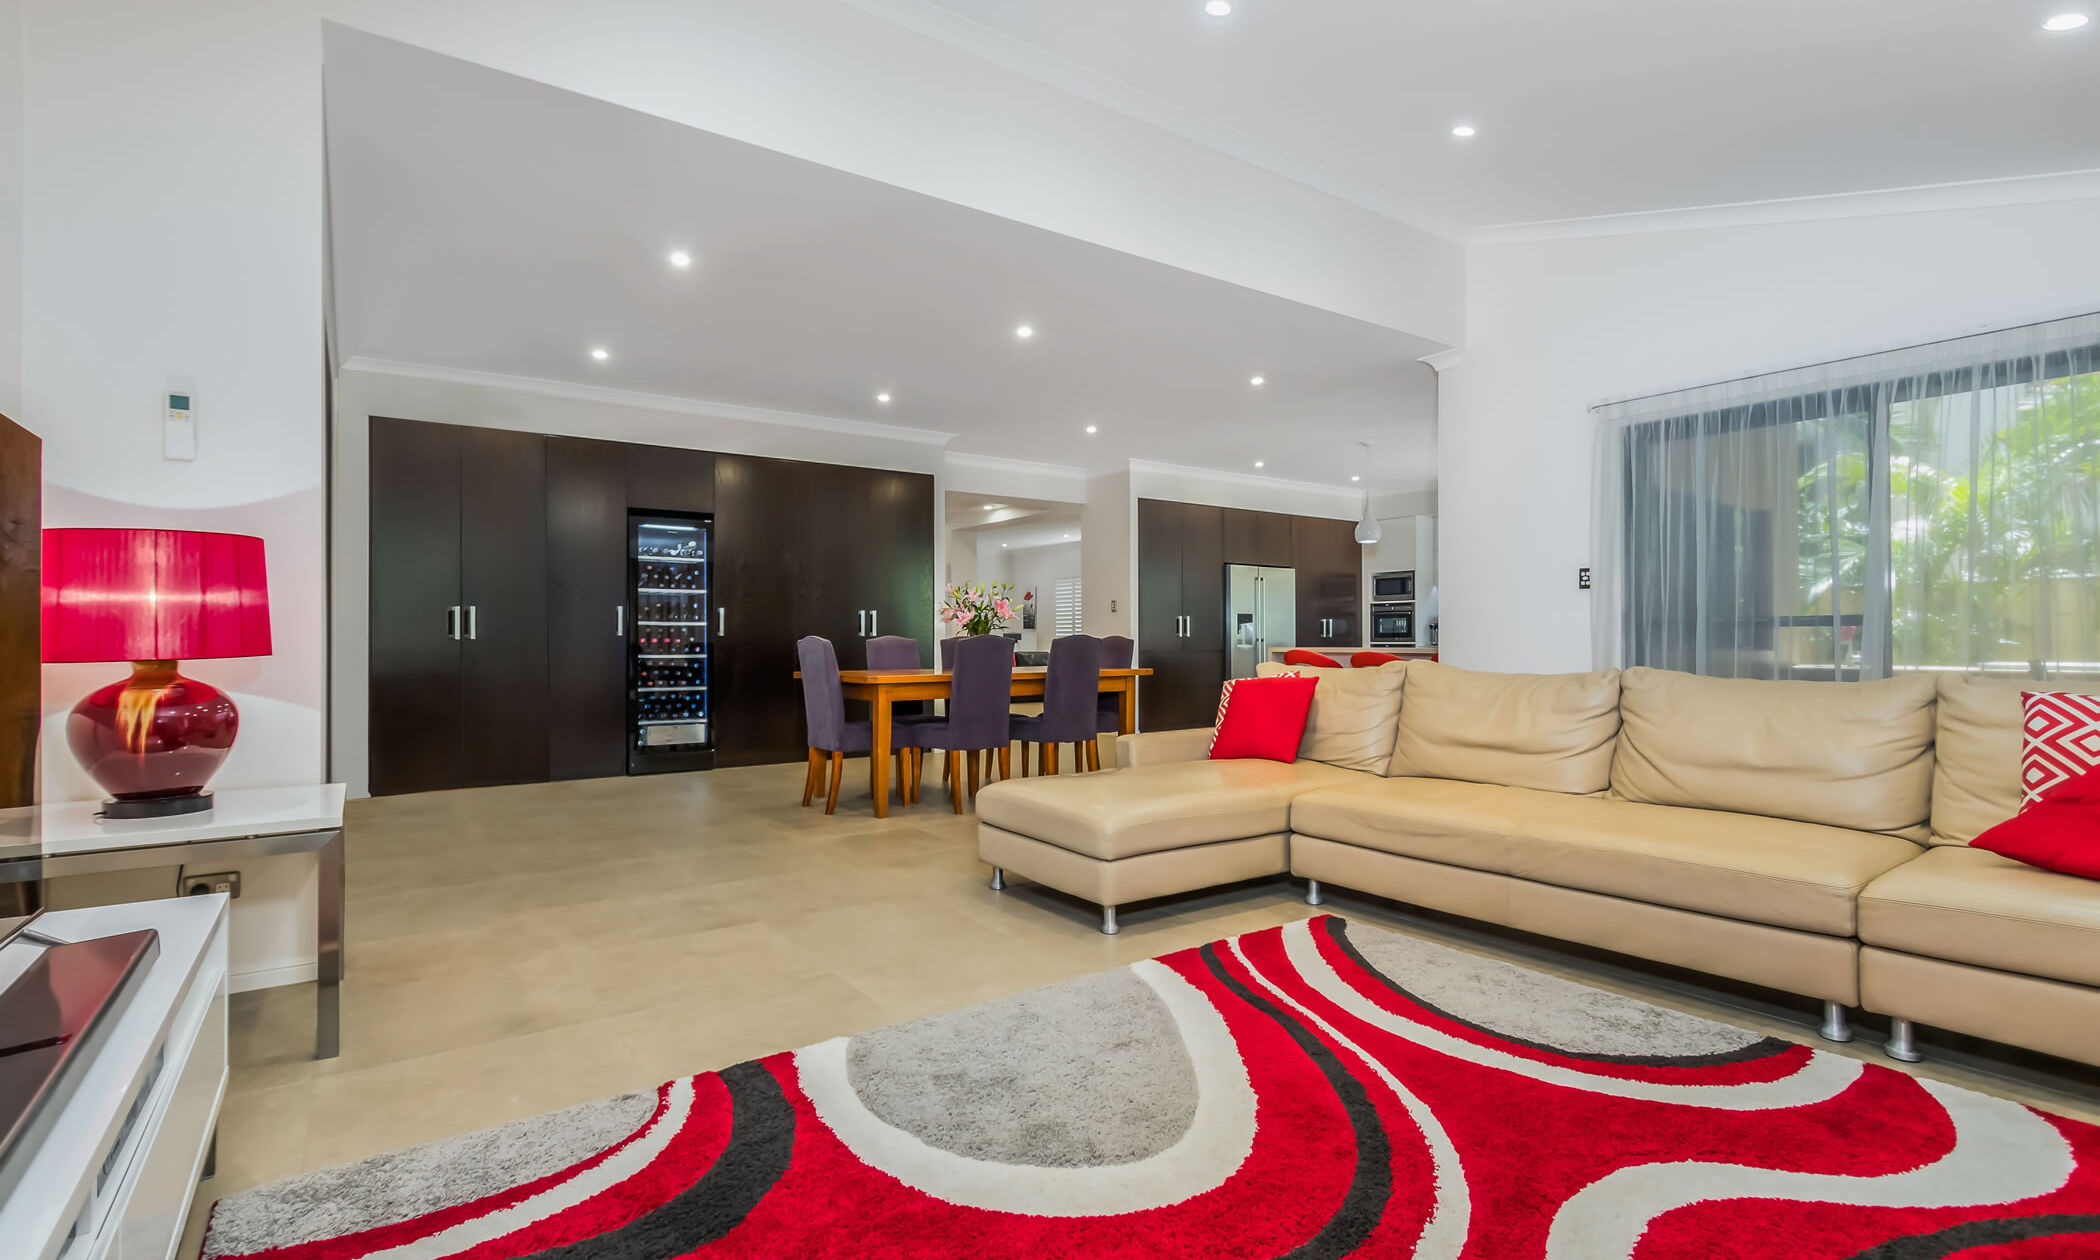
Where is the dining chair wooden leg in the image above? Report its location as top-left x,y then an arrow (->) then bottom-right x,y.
913,747 -> 927,803
802,747 -> 822,806
1086,739 -> 1101,772
1045,742 -> 1060,776
1019,743 -> 1031,776
998,745 -> 1012,782
825,751 -> 844,815
948,750 -> 965,814
966,750 -> 981,798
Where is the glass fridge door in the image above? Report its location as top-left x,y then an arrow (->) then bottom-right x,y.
631,515 -> 711,768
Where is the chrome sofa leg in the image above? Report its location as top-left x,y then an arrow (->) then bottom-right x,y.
1100,904 -> 1119,935
1305,879 -> 1325,906
1885,1017 -> 1924,1063
990,867 -> 1005,891
1819,1001 -> 1854,1043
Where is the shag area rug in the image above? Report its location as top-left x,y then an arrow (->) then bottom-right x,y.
202,917 -> 2100,1258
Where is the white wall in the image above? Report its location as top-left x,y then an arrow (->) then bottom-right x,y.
23,0 -> 326,988
0,0 -> 20,423
978,541 -> 1081,651
1439,194 -> 2100,673
1079,470 -> 1133,641
323,0 -> 1462,348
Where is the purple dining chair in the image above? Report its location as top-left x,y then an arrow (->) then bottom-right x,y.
907,635 -> 1015,813
1094,634 -> 1133,738
1011,634 -> 1102,775
798,636 -> 909,815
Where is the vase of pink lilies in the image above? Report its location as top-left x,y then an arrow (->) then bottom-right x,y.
940,581 -> 1015,637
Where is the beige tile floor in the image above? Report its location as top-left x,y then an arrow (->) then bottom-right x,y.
181,755 -> 2100,1256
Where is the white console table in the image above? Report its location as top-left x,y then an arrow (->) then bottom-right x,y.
0,784 -> 346,1058
0,897 -> 229,1260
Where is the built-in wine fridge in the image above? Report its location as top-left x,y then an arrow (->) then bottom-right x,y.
628,512 -> 713,774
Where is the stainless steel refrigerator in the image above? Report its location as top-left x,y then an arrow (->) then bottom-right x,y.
1226,564 -> 1296,678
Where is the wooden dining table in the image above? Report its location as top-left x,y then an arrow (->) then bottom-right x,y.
808,666 -> 1152,818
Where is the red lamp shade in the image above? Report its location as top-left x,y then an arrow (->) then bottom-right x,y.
40,529 -> 271,817
41,528 -> 271,663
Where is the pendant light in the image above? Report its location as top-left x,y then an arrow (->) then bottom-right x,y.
1352,442 -> 1382,544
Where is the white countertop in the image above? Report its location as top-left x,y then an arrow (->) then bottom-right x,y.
0,783 -> 346,864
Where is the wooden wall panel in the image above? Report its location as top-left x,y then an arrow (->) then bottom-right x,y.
0,413 -> 37,809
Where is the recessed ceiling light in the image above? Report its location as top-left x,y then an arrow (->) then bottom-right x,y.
983,504 -> 1000,510
1205,0 -> 1232,14
667,249 -> 693,269
1015,324 -> 1035,340
1254,460 -> 1266,469
876,392 -> 892,403
1250,375 -> 1266,387
2044,12 -> 2089,29
1351,475 -> 1361,482
1451,124 -> 1477,138
1085,424 -> 1099,434
1001,542 -> 1008,548
589,347 -> 610,361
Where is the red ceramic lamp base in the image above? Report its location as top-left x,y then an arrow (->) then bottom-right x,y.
66,661 -> 238,818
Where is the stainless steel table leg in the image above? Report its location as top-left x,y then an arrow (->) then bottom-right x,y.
316,830 -> 344,1059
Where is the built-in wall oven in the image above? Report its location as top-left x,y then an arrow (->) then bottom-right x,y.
1371,570 -> 1416,601
1370,602 -> 1415,647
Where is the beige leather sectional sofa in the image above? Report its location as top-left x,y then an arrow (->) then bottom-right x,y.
974,661 -> 2100,1067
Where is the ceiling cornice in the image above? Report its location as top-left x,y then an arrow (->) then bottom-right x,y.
1126,456 -> 1369,503
942,450 -> 1091,482
833,0 -> 1468,243
338,356 -> 958,447
1471,167 -> 2100,245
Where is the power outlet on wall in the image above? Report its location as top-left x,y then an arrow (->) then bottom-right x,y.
179,869 -> 241,899
1578,567 -> 1593,591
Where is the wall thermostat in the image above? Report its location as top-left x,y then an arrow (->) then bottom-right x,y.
164,382 -> 196,461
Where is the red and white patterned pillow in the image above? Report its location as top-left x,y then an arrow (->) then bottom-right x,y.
2020,690 -> 2100,809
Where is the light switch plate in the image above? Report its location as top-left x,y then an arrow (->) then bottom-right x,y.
1578,567 -> 1593,590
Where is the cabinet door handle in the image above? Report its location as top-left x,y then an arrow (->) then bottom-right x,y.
858,609 -> 866,636
615,604 -> 625,637
869,609 -> 878,636
717,605 -> 726,637
448,606 -> 462,641
466,605 -> 479,640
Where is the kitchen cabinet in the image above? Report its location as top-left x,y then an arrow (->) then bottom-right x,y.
546,436 -> 629,781
1293,515 -> 1364,649
1137,498 -> 1225,730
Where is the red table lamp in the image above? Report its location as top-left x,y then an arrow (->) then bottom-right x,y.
41,529 -> 272,818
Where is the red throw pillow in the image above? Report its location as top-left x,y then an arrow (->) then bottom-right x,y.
1209,674 -> 1318,762
2021,690 -> 2100,807
1351,651 -> 1404,668
1973,767 -> 2100,880
1281,649 -> 1342,669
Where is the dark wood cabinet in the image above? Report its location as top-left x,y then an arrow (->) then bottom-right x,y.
371,418 -> 551,795
546,436 -> 629,781
373,423 -> 934,786
1293,516 -> 1364,649
0,412 -> 39,811
626,443 -> 714,515
1137,499 -> 1226,730
370,417 -> 466,796
459,428 -> 550,787
1223,509 -> 1293,568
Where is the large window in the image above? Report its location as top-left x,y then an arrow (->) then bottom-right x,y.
1594,314 -> 2100,680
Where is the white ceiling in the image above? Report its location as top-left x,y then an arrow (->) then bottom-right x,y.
944,492 -> 1084,552
857,0 -> 2100,228
324,27 -> 1441,493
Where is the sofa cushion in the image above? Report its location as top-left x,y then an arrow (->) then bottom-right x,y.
1291,777 -> 1920,936
975,759 -> 1359,862
1859,845 -> 2100,988
1256,661 -> 1405,774
1611,668 -> 1935,837
1385,661 -> 1620,794
1930,673 -> 2100,845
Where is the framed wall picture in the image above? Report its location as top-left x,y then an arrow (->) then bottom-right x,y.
1022,589 -> 1037,630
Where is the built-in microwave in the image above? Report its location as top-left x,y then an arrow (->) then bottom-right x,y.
1370,602 -> 1414,646
1371,570 -> 1415,602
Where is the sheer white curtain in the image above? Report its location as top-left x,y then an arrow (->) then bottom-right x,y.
1592,312 -> 2100,680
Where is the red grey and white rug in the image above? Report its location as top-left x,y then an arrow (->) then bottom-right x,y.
202,917 -> 2100,1258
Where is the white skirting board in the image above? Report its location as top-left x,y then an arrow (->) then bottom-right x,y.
230,958 -> 319,993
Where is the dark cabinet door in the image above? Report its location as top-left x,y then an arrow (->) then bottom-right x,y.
712,454 -> 805,767
1222,508 -> 1294,567
1136,498 -> 1183,728
862,468 -> 935,664
0,414 -> 39,810
801,460 -> 872,654
1180,503 -> 1225,655
626,443 -> 715,515
370,417 -> 465,797
1294,516 -> 1364,647
546,436 -> 629,781
460,426 -> 550,788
